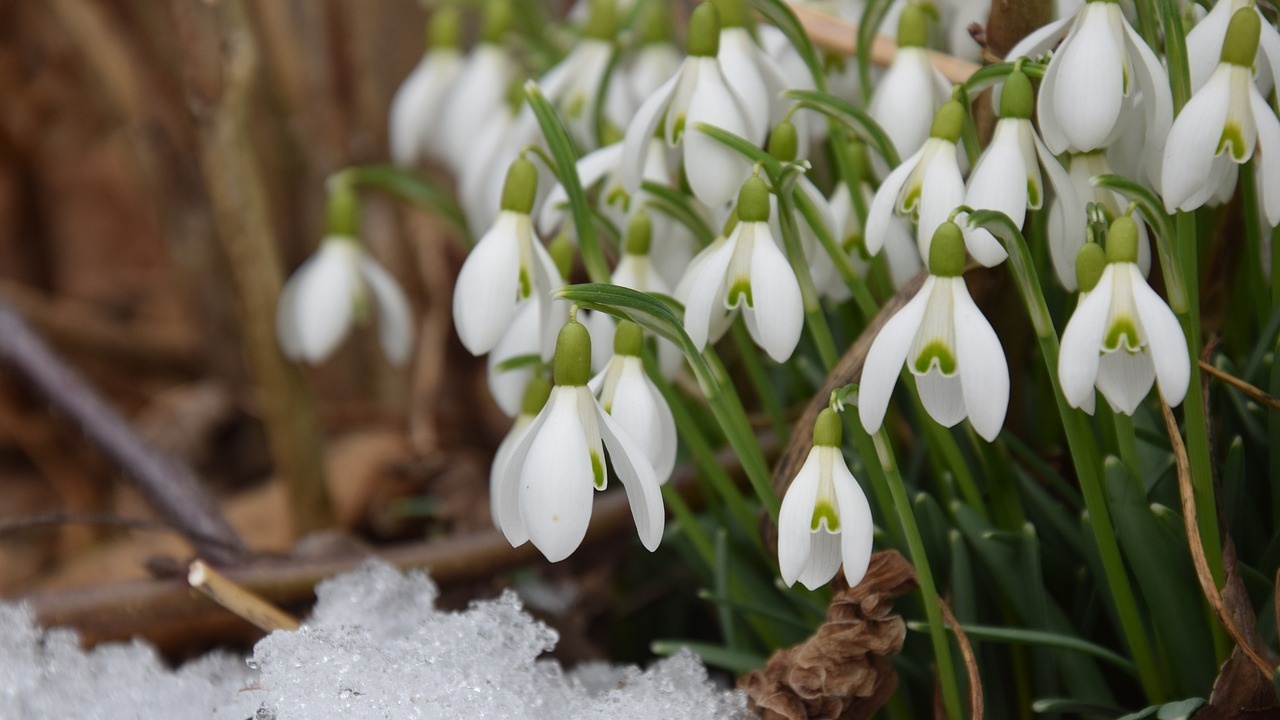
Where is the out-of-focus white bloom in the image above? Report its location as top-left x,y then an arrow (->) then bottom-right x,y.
681,176 -> 804,362
589,321 -> 677,484
1006,0 -> 1172,185
963,69 -> 1081,268
620,3 -> 755,208
277,236 -> 413,366
496,319 -> 664,562
714,0 -> 789,144
1162,8 -> 1280,226
439,3 -> 518,173
454,158 -> 564,356
1186,0 -> 1280,94
389,9 -> 462,166
1059,218 -> 1189,415
778,408 -> 874,590
859,222 -> 1009,441
868,4 -> 954,172
537,0 -> 619,148
866,100 -> 966,262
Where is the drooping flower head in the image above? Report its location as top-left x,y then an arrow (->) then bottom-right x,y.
868,3 -> 954,172
589,320 -> 678,484
389,7 -> 463,166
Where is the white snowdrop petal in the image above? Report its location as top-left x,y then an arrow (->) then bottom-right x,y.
865,147 -> 924,255
685,69 -> 754,208
488,302 -> 541,417
778,450 -> 823,587
746,225 -> 804,362
1185,0 -> 1233,92
870,48 -> 941,161
276,268 -> 304,360
1161,74 -> 1232,212
490,415 -> 533,534
1250,85 -> 1280,227
1123,19 -> 1175,186
621,72 -> 682,194
583,309 -> 617,375
292,241 -> 360,364
453,213 -> 524,355
520,392 -> 596,562
1053,7 -> 1125,151
798,530 -> 843,591
831,459 -> 874,587
538,144 -> 625,235
682,239 -> 736,351
917,145 -> 967,261
953,282 -> 1009,441
1127,265 -> 1190,407
964,121 -> 1026,266
1003,14 -> 1074,67
1036,49 -> 1070,154
859,279 -> 933,434
441,46 -> 515,171
597,401 -> 665,551
1096,345 -> 1156,415
532,239 -> 569,362
498,401 -> 555,547
605,359 -> 670,483
916,371 -> 967,428
883,215 -> 924,289
1058,270 -> 1115,409
359,256 -> 415,366
1036,135 -> 1084,289
717,28 -> 771,142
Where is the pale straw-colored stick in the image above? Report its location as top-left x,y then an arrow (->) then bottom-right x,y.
188,560 -> 300,633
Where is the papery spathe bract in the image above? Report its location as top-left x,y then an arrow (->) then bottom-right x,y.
277,236 -> 413,366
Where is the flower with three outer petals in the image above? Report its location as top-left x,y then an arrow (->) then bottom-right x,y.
963,68 -> 1082,268
490,375 -> 551,530
680,175 -> 804,363
453,157 -> 564,357
620,2 -> 755,209
859,221 -> 1010,442
779,407 -> 874,590
388,8 -> 462,166
1186,0 -> 1280,94
277,236 -> 413,366
868,4 -> 954,173
1059,217 -> 1189,415
438,0 -> 519,173
1006,0 -> 1172,185
712,0 -> 789,145
1162,8 -> 1280,226
611,211 -> 685,379
536,0 -> 619,148
496,318 -> 664,562
866,100 -> 967,263
589,321 -> 678,484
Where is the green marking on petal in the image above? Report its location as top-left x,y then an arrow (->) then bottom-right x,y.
606,186 -> 630,211
914,340 -> 957,375
565,94 -> 586,120
1219,122 -> 1248,162
591,450 -> 606,489
518,267 -> 532,298
842,232 -> 865,255
1104,317 -> 1141,352
672,114 -> 686,143
728,279 -> 753,308
901,184 -> 922,215
811,500 -> 840,532
1027,178 -> 1041,209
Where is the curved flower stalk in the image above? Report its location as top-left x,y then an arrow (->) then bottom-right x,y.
1059,217 -> 1189,415
681,175 -> 804,363
536,0 -> 619,149
496,317 -> 664,562
490,375 -> 551,528
277,235 -> 414,366
1162,9 -> 1280,226
963,68 -> 1081,268
620,2 -> 755,208
866,100 -> 967,262
589,321 -> 677,484
1046,150 -> 1153,289
868,4 -> 954,173
1006,0 -> 1172,186
438,0 -> 519,173
454,157 -> 564,357
712,0 -> 789,145
1186,0 -> 1280,94
778,407 -> 874,590
389,8 -> 463,166
859,221 -> 1009,442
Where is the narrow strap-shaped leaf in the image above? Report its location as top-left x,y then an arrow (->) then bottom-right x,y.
784,89 -> 901,168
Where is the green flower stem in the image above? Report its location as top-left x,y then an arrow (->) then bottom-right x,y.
792,189 -> 879,320
663,482 -> 716,568
1241,162 -> 1270,327
1132,0 -> 1161,55
850,421 -> 904,548
1108,408 -> 1142,483
909,389 -> 990,520
332,165 -> 470,242
870,424 -> 965,720
1273,224 -> 1280,308
730,322 -> 791,444
775,188 -> 840,370
967,209 -> 1165,702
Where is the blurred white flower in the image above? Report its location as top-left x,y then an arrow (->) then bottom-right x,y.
1186,0 -> 1280,94
868,4 -> 953,172
388,9 -> 463,166
439,4 -> 518,172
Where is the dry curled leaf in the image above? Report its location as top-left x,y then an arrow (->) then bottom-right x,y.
739,551 -> 917,720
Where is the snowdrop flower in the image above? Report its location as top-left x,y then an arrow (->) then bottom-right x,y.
537,0 -> 619,148
490,375 -> 551,529
866,100 -> 967,262
682,175 -> 804,362
496,317 -> 664,562
964,68 -> 1082,267
612,211 -> 685,378
868,4 -> 953,172
1046,151 -> 1151,289
277,235 -> 413,366
439,0 -> 519,172
589,321 -> 677,484
1186,0 -> 1280,94
454,157 -> 564,356
1059,217 -> 1189,415
778,407 -> 874,590
828,140 -> 921,290
389,8 -> 463,166
621,2 -> 755,208
626,5 -> 683,108
713,0 -> 789,144
1163,9 -> 1280,226
1006,0 -> 1172,185
859,221 -> 1009,441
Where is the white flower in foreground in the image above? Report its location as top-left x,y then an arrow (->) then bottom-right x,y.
1186,0 -> 1280,94
589,321 -> 677,484
490,376 -> 551,529
1059,217 -> 1189,415
388,8 -> 462,166
1163,9 -> 1280,226
1046,150 -> 1152,290
1007,0 -> 1172,184
681,175 -> 804,362
779,407 -> 874,590
620,2 -> 755,208
964,68 -> 1081,267
859,221 -> 1009,441
496,318 -> 664,562
277,236 -> 413,366
438,2 -> 518,173
454,158 -> 564,356
714,0 -> 789,144
868,4 -> 954,171
866,100 -> 966,262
